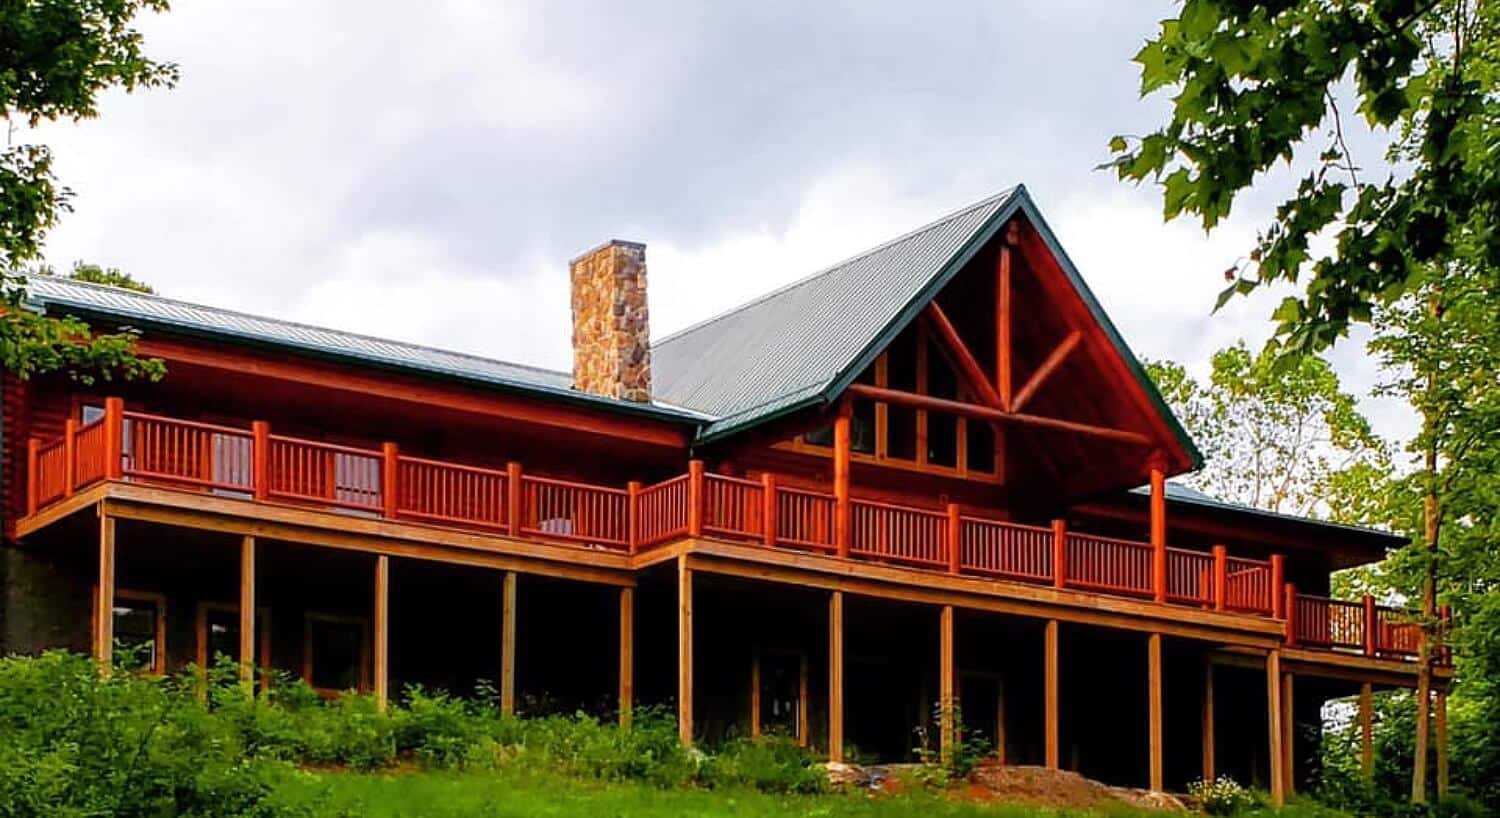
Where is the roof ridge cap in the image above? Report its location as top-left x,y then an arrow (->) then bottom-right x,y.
653,186 -> 1019,348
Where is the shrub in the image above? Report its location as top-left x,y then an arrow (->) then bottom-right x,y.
699,734 -> 827,794
1188,776 -> 1258,816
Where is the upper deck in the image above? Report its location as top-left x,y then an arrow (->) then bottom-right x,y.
20,398 -> 1442,667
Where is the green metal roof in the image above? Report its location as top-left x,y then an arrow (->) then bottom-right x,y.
23,186 -> 1201,468
23,276 -> 708,424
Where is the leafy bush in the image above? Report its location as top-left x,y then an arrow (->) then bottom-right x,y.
911,699 -> 993,783
699,734 -> 827,794
1188,775 -> 1258,815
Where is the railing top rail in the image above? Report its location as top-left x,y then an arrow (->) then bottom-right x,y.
643,474 -> 688,488
396,453 -> 509,477
850,496 -> 946,516
267,433 -> 380,458
704,472 -> 762,488
1069,530 -> 1151,549
1165,545 -> 1216,558
521,473 -> 628,496
960,515 -> 1051,535
36,435 -> 65,453
778,484 -> 833,499
122,410 -> 251,437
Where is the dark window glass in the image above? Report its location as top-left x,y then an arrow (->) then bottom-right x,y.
759,653 -> 803,739
887,406 -> 917,460
967,420 -> 995,473
887,332 -> 918,392
113,600 -> 158,673
82,404 -> 105,424
851,400 -> 876,455
805,424 -> 833,447
928,346 -> 958,400
308,618 -> 363,691
928,413 -> 958,467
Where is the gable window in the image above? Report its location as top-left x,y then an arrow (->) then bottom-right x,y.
798,324 -> 998,480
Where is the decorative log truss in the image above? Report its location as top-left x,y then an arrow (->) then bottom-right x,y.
846,220 -> 1152,455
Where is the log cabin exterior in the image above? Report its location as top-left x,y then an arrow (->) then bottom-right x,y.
0,187 -> 1451,800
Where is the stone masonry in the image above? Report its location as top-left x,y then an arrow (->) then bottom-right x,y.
569,240 -> 652,402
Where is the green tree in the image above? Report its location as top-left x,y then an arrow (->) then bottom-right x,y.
0,1 -> 175,383
1146,342 -> 1389,521
39,260 -> 154,294
1106,0 -> 1499,355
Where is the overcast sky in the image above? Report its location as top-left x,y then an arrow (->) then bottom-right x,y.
33,0 -> 1416,445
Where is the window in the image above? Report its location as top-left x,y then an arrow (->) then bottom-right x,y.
303,613 -> 368,694
197,603 -> 271,677
757,651 -> 807,741
95,589 -> 166,674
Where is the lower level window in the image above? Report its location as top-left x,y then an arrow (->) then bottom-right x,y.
304,614 -> 368,693
102,590 -> 165,674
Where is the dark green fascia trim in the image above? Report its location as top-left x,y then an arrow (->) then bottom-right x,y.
36,301 -> 708,428
691,386 -> 825,449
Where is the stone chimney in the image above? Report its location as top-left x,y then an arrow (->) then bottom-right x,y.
570,240 -> 652,402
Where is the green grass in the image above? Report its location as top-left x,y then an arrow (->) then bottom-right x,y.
271,768 -> 1158,818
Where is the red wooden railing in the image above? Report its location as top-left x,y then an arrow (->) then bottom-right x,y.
1064,531 -> 1155,598
959,517 -> 1052,583
636,475 -> 689,549
775,486 -> 836,552
849,498 -> 948,569
24,399 -> 1438,664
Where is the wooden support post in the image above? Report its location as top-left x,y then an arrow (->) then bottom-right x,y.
63,418 -> 77,495
1150,466 -> 1166,603
500,571 -> 517,716
1436,690 -> 1448,799
1052,519 -> 1067,589
103,397 -> 124,479
1267,650 -> 1286,806
829,590 -> 845,763
373,555 -> 389,711
946,504 -> 962,574
996,677 -> 1007,765
619,586 -> 633,727
252,421 -> 270,501
1148,633 -> 1164,792
1044,619 -> 1059,770
1364,594 -> 1378,657
749,650 -> 761,739
1284,583 -> 1298,646
1360,682 -> 1374,781
1212,545 -> 1228,611
996,222 -> 1014,410
25,437 -> 38,516
627,481 -> 641,554
678,556 -> 694,746
798,652 -> 810,748
1202,658 -> 1215,782
239,536 -> 256,688
381,442 -> 399,519
833,405 -> 851,559
762,473 -> 777,547
939,605 -> 955,761
96,512 -> 116,673
1282,671 -> 1295,795
506,462 -> 522,537
687,460 -> 705,539
1270,555 -> 1286,618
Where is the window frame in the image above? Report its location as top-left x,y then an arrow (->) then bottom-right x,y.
195,601 -> 273,675
92,587 -> 167,676
302,611 -> 371,696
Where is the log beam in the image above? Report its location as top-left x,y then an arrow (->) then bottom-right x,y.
845,384 -> 1152,447
1267,650 -> 1286,806
1360,682 -> 1374,781
997,223 -> 1015,408
1203,658 -> 1215,782
96,511 -> 116,673
1012,330 -> 1082,413
373,554 -> 389,711
924,303 -> 1005,409
1148,632 -> 1164,792
939,605 -> 956,761
1044,619 -> 1059,769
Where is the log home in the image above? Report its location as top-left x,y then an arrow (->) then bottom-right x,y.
0,187 -> 1450,800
